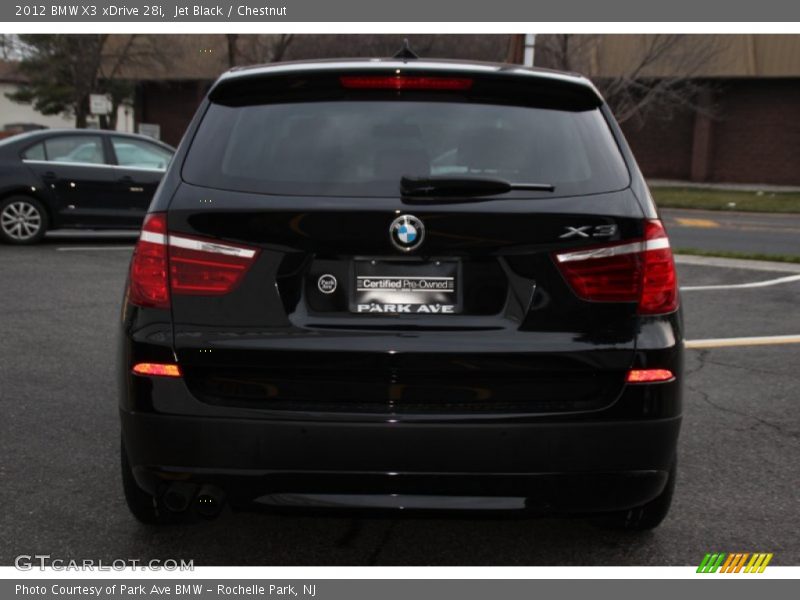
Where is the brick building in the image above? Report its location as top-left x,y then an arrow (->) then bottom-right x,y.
623,78 -> 799,185
529,35 -> 800,186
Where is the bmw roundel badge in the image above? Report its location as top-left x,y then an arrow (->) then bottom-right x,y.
390,214 -> 425,252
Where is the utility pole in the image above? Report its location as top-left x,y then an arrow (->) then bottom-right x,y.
523,34 -> 536,66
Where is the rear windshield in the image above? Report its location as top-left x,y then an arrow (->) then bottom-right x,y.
182,101 -> 630,197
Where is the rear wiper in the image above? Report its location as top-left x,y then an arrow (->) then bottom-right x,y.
400,176 -> 555,202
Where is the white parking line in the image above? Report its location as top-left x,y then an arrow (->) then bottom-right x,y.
56,246 -> 134,251
686,334 -> 800,349
681,273 -> 800,291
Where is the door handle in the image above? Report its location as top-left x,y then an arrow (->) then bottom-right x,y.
119,175 -> 143,191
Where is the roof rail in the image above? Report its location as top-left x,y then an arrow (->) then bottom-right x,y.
393,39 -> 419,60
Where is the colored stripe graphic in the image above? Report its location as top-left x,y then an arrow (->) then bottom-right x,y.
733,553 -> 750,573
700,552 -> 773,573
745,553 -> 774,573
745,554 -> 759,572
697,553 -> 727,573
710,553 -> 726,573
697,553 -> 712,573
758,554 -> 774,573
720,553 -> 737,573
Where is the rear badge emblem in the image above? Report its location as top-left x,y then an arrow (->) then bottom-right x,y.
317,274 -> 337,294
390,214 -> 425,252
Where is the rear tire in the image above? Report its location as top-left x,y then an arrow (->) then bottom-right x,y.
121,438 -> 175,525
594,460 -> 676,531
0,195 -> 48,244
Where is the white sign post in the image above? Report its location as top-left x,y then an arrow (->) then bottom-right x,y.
137,123 -> 161,140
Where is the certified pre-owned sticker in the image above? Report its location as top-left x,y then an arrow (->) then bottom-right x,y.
317,274 -> 337,294
356,276 -> 454,293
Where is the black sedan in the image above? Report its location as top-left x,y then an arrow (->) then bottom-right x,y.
0,129 -> 174,244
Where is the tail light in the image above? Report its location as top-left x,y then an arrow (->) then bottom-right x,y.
128,212 -> 259,309
626,368 -> 675,383
169,234 -> 258,296
340,75 -> 473,91
638,220 -> 678,314
129,213 -> 169,309
132,362 -> 182,377
553,219 -> 678,315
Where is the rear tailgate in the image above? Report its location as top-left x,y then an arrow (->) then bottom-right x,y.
167,186 -> 645,416
166,67 -> 645,416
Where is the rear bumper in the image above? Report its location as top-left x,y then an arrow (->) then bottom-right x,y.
119,307 -> 683,513
121,407 -> 680,513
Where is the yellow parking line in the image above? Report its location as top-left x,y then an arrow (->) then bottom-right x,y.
686,334 -> 800,349
674,217 -> 720,228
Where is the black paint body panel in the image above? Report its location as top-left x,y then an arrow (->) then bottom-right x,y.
119,59 -> 682,513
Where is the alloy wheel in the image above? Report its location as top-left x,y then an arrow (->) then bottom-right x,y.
1,201 -> 42,241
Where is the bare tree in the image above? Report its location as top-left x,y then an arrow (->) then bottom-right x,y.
234,34 -> 295,65
7,34 -> 169,129
99,35 -> 171,129
282,35 -> 509,63
531,34 -> 722,124
226,34 -> 239,68
0,34 -> 28,60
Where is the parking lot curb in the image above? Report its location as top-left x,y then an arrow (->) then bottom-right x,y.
674,254 -> 800,273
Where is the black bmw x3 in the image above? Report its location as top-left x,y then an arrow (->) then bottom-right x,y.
119,56 -> 683,530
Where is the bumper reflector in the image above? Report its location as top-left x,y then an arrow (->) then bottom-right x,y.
132,362 -> 182,378
626,368 -> 674,383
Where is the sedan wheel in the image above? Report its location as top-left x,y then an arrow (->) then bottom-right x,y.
0,197 -> 48,244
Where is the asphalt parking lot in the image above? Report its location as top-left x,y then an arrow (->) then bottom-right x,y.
662,208 -> 800,256
1,234 -> 799,566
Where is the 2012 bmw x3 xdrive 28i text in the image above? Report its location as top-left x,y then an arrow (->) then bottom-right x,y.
119,55 -> 683,530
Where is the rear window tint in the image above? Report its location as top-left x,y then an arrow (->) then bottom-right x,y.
22,142 -> 45,160
111,137 -> 172,170
45,135 -> 106,165
182,101 -> 629,197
